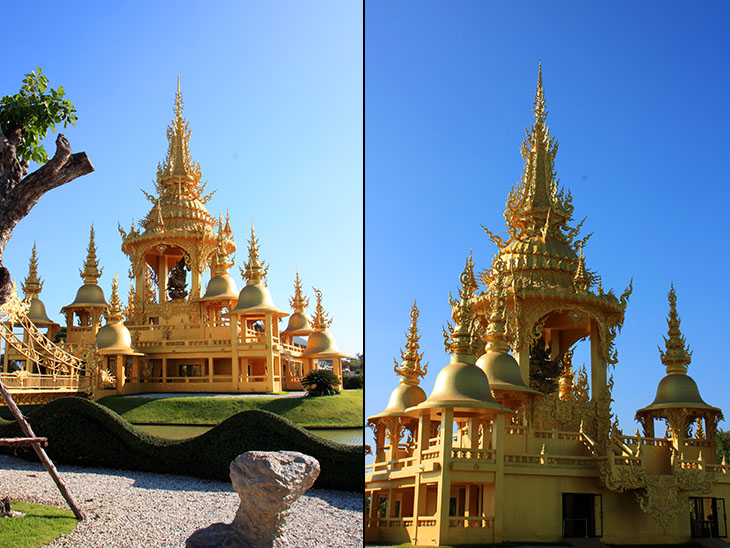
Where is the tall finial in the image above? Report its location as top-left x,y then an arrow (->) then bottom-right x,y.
444,257 -> 478,363
311,287 -> 332,330
22,242 -> 43,299
125,280 -> 135,323
485,257 -> 509,352
224,210 -> 232,235
80,226 -> 103,284
659,283 -> 692,375
573,245 -> 590,291
157,76 -> 200,181
289,271 -> 309,312
240,222 -> 268,284
106,274 -> 123,322
393,300 -> 428,385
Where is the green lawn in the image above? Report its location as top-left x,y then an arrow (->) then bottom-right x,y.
96,389 -> 363,427
0,501 -> 77,548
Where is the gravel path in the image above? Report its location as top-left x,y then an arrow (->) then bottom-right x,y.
0,454 -> 362,547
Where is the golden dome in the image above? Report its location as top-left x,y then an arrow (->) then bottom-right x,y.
368,383 -> 427,420
636,284 -> 721,418
477,350 -> 538,395
638,373 -> 718,412
303,329 -> 347,358
200,274 -> 238,301
409,358 -> 508,414
229,282 -> 286,316
95,322 -> 140,356
27,297 -> 55,326
282,311 -> 313,335
64,283 -> 108,309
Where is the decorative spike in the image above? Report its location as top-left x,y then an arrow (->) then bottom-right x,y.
224,210 -> 232,235
444,257 -> 478,362
144,266 -> 157,304
106,274 -> 123,321
485,257 -> 509,352
240,223 -> 268,284
154,201 -> 164,231
722,455 -> 726,466
393,301 -> 428,385
310,287 -> 332,330
289,271 -> 309,312
573,245 -> 590,291
80,226 -> 103,284
125,280 -> 135,323
658,283 -> 692,374
21,242 -> 43,298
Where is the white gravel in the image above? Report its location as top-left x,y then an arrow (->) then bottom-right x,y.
0,454 -> 363,547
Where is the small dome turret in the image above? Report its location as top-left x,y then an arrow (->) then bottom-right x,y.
20,244 -> 56,326
95,275 -> 140,356
369,301 -> 428,420
62,227 -> 108,313
282,272 -> 313,336
303,288 -> 347,358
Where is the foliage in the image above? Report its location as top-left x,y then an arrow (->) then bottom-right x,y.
95,389 -> 362,427
302,369 -> 340,397
0,397 -> 362,491
343,375 -> 363,389
717,429 -> 730,464
0,500 -> 77,548
52,326 -> 67,344
529,337 -> 568,394
0,68 -> 77,164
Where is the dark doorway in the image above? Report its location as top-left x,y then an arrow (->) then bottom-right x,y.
562,493 -> 602,538
690,497 -> 727,538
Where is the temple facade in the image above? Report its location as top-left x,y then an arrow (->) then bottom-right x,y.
1,81 -> 348,397
365,67 -> 729,545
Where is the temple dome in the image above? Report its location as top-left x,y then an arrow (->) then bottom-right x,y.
409,356 -> 508,414
96,322 -> 138,355
369,383 -> 427,420
282,311 -> 313,336
229,282 -> 286,315
65,283 -> 108,308
477,350 -> 538,394
201,273 -> 238,301
27,297 -> 55,326
638,373 -> 719,413
303,329 -> 347,357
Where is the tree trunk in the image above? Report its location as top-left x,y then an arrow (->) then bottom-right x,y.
0,130 -> 93,304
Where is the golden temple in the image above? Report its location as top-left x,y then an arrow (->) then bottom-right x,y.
365,67 -> 729,545
0,80 -> 348,398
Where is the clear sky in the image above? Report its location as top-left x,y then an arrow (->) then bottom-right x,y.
365,2 -> 730,458
2,1 -> 363,356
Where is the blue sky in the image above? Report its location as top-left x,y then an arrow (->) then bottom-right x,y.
365,2 -> 730,455
1,1 -> 362,355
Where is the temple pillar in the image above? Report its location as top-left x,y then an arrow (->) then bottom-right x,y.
231,316 -> 239,389
517,346 -> 530,386
436,408 -> 454,545
264,314 -> 275,392
590,320 -> 607,400
492,413 -> 506,543
115,355 -> 125,393
159,256 -> 169,303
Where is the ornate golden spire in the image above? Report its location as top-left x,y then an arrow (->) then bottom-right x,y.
240,223 -> 268,284
289,271 -> 309,312
224,210 -> 232,235
444,257 -> 478,363
21,242 -> 43,299
573,245 -> 590,291
80,226 -> 103,284
485,257 -> 509,352
144,266 -> 157,304
125,280 -> 135,322
211,212 -> 234,275
393,301 -> 428,385
158,76 -> 200,180
311,287 -> 332,330
660,283 -> 692,375
106,274 -> 123,322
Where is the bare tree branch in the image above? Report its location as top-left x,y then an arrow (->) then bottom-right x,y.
0,132 -> 93,304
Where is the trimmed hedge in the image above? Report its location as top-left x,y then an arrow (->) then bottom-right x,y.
343,375 -> 363,389
0,397 -> 363,492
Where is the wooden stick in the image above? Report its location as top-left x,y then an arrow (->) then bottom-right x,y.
0,380 -> 85,520
0,437 -> 47,447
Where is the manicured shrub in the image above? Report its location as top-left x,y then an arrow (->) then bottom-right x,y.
301,370 -> 340,396
343,375 -> 363,390
0,397 -> 363,492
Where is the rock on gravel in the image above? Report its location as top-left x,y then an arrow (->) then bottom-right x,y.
0,454 -> 362,548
